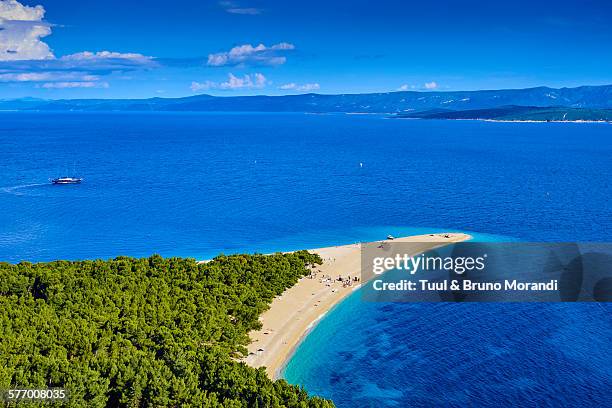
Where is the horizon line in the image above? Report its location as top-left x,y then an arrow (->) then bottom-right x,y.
3,83 -> 612,102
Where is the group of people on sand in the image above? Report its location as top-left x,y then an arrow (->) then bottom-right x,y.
318,275 -> 334,286
339,275 -> 361,288
308,272 -> 334,286
308,270 -> 323,280
312,274 -> 360,288
307,255 -> 361,289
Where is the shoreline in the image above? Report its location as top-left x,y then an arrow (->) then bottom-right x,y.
242,232 -> 472,379
393,116 -> 612,124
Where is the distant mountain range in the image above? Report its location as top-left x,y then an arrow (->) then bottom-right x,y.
2,85 -> 612,120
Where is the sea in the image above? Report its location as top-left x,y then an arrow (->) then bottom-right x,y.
1,112 -> 611,406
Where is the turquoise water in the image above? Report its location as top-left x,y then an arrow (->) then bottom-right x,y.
283,232 -> 612,406
1,112 -> 611,406
283,290 -> 611,407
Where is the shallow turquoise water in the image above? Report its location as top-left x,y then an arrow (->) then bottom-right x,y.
283,292 -> 611,407
283,231 -> 612,407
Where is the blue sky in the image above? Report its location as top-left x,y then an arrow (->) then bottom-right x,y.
1,0 -> 611,98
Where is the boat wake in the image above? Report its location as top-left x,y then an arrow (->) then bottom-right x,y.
0,183 -> 51,196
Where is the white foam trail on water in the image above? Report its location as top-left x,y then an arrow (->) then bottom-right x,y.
0,183 -> 49,196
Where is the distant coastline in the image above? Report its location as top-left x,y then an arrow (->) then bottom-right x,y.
481,119 -> 611,124
392,105 -> 612,123
2,109 -> 610,123
1,84 -> 611,116
394,117 -> 612,124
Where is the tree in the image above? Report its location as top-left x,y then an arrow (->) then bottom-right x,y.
0,252 -> 333,407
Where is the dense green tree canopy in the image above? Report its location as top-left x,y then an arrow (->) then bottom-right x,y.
0,251 -> 333,407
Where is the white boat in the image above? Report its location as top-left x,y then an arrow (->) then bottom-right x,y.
51,177 -> 82,184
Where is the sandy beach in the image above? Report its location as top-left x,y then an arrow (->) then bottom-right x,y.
243,232 -> 471,378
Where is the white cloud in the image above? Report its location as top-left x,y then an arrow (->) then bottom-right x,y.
270,42 -> 294,50
60,51 -> 153,63
0,0 -> 53,61
40,81 -> 109,89
220,72 -> 266,89
0,71 -> 100,82
190,80 -> 215,92
280,82 -> 320,92
279,83 -> 296,90
0,0 -> 44,20
0,1 -> 155,90
0,2 -> 153,64
0,69 -> 109,88
397,82 -> 438,91
219,1 -> 261,15
191,72 -> 267,91
0,72 -> 53,81
226,7 -> 260,15
207,42 -> 295,67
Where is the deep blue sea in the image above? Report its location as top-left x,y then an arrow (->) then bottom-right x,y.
1,112 -> 611,406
